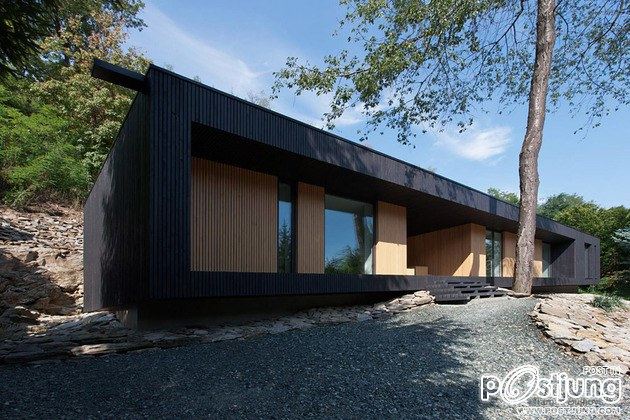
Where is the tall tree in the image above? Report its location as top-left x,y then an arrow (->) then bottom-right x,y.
0,0 -> 58,77
34,8 -> 149,177
0,0 -> 148,204
274,0 -> 629,294
513,0 -> 556,294
487,188 -> 520,205
0,0 -> 144,78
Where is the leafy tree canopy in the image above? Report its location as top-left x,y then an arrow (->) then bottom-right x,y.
537,193 -> 588,219
1,0 -> 145,78
487,187 -> 519,205
0,0 -> 148,205
274,0 -> 629,142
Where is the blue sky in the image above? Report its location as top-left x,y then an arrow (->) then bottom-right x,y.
126,0 -> 629,207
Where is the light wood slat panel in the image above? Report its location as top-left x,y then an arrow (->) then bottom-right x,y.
296,182 -> 324,273
502,233 -> 543,277
469,223 -> 486,277
190,158 -> 277,272
408,223 -> 485,276
374,201 -> 407,274
502,231 -> 517,277
534,239 -> 543,277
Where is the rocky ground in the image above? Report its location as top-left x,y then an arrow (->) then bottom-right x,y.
1,298 -> 627,419
0,290 -> 434,364
1,206 -> 435,363
0,205 -> 83,320
530,293 -> 630,375
2,204 -> 629,381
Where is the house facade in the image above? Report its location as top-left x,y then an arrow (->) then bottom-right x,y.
84,60 -> 600,321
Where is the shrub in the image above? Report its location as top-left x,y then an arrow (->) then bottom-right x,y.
591,294 -> 624,312
0,81 -> 90,206
4,142 -> 90,206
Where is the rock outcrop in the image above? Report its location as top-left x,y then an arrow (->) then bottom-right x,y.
0,290 -> 434,364
1,205 -> 83,320
530,293 -> 630,375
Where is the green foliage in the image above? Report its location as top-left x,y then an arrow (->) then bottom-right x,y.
551,201 -> 630,276
590,293 -> 624,312
537,193 -> 587,219
0,0 -> 58,77
325,246 -> 364,274
1,0 -> 145,78
274,0 -> 629,141
277,221 -> 292,273
0,0 -> 148,205
612,228 -> 630,268
487,188 -> 519,205
0,79 -> 89,204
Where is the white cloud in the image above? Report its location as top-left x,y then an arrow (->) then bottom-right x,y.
434,125 -> 512,161
138,4 -> 364,130
142,5 -> 266,96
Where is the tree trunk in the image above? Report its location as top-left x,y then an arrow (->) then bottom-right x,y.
513,0 -> 556,295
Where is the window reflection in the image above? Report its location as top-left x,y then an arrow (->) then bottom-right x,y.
485,230 -> 502,277
324,195 -> 374,274
278,182 -> 292,273
542,242 -> 551,277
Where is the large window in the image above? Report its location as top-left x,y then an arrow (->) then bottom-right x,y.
278,182 -> 293,273
542,242 -> 551,278
324,195 -> 374,274
485,230 -> 502,277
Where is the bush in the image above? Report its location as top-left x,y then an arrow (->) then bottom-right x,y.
591,294 -> 624,312
0,81 -> 90,206
582,270 -> 630,300
4,143 -> 90,206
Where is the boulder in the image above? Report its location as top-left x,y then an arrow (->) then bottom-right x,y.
24,250 -> 39,263
571,339 -> 598,353
1,306 -> 40,324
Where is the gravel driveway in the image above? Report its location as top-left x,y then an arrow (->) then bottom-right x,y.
1,297 -> 627,418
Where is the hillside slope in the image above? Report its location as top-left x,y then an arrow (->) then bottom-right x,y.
0,205 -> 83,326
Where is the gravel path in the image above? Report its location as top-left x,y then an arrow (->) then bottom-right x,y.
0,297 -> 627,419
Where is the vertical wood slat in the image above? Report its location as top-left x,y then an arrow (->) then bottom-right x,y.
83,93 -> 149,310
296,182 -> 325,273
533,239 -> 543,277
190,158 -> 277,272
374,201 -> 407,275
502,231 -> 517,277
469,223 -> 486,277
408,223 -> 485,276
502,233 -> 543,277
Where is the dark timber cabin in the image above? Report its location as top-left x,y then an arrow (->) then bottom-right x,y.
84,60 -> 600,327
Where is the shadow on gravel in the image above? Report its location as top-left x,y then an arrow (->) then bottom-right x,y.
0,309 -> 500,418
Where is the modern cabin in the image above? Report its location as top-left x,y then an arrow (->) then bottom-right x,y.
84,60 -> 600,325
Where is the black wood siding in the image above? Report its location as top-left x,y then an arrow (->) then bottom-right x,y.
84,64 -> 599,308
83,93 -> 149,310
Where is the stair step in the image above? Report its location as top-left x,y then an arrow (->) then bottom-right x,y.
434,294 -> 471,302
418,279 -> 505,303
453,284 -> 484,289
447,281 -> 486,285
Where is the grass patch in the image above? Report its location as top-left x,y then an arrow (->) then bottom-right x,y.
590,294 -> 624,312
579,270 -> 630,300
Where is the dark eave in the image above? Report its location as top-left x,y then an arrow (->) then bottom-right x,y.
92,59 -> 147,93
